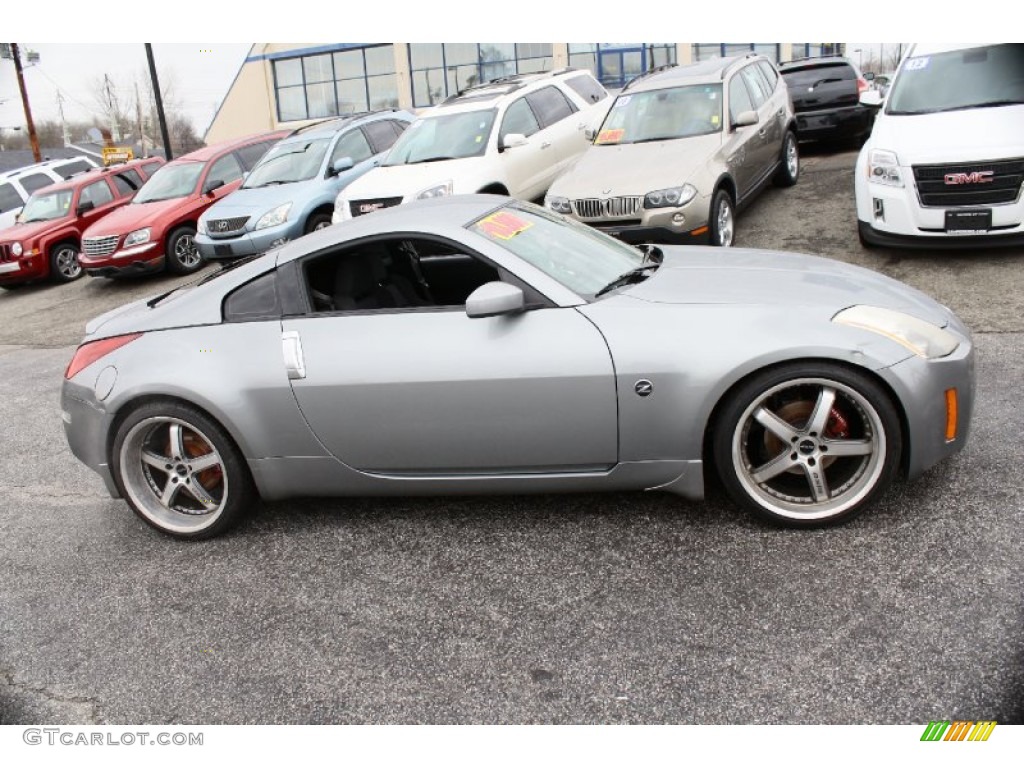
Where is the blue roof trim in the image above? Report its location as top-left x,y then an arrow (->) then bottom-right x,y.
245,43 -> 380,63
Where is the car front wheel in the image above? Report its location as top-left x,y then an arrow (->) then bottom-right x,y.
112,400 -> 256,539
50,242 -> 83,282
713,363 -> 902,526
165,226 -> 203,275
709,189 -> 735,247
773,131 -> 799,187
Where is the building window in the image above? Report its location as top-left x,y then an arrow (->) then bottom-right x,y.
408,43 -> 555,107
789,44 -> 842,61
694,44 -> 780,63
272,44 -> 398,122
568,44 -> 677,88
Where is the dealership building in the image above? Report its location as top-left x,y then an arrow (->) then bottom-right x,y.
205,42 -> 843,142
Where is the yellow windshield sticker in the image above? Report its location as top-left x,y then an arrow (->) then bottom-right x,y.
595,128 -> 625,145
475,211 -> 534,240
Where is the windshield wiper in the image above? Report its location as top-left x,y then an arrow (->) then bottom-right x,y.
248,180 -> 291,188
407,155 -> 456,164
594,263 -> 660,298
630,136 -> 681,144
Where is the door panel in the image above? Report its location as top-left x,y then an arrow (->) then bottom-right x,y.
283,307 -> 618,474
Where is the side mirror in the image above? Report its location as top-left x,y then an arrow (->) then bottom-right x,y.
331,157 -> 355,176
204,178 -> 225,196
859,90 -> 884,108
584,128 -> 596,142
501,133 -> 528,151
465,281 -> 525,318
76,200 -> 95,215
732,110 -> 759,129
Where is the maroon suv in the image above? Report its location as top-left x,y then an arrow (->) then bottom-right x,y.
79,131 -> 287,278
0,158 -> 164,289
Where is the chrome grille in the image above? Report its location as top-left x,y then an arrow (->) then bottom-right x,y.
83,235 -> 119,257
913,158 -> 1024,207
572,196 -> 643,220
206,216 -> 250,234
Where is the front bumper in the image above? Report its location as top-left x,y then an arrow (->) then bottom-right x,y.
195,219 -> 301,259
0,254 -> 47,285
80,241 -> 163,273
61,379 -> 120,498
563,194 -> 712,245
593,222 -> 711,245
859,220 -> 1024,249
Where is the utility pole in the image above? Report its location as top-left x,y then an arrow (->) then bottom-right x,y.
11,43 -> 41,162
135,80 -> 145,156
103,73 -> 121,142
56,91 -> 70,147
145,44 -> 173,160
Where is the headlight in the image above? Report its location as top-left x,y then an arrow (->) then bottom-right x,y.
254,202 -> 292,230
11,242 -> 23,257
197,218 -> 208,235
123,228 -> 151,247
833,305 -> 959,359
867,149 -> 903,187
546,196 -> 572,214
644,184 -> 697,209
416,181 -> 452,200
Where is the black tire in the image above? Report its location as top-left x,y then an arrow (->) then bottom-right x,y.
712,362 -> 902,527
304,212 -> 333,235
111,400 -> 256,539
708,188 -> 735,247
773,131 -> 800,187
165,226 -> 203,275
49,242 -> 83,283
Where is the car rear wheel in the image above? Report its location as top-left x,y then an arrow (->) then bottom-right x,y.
50,243 -> 83,282
165,226 -> 203,275
773,131 -> 799,187
709,189 -> 735,247
112,400 -> 256,539
713,363 -> 901,526
304,213 -> 333,234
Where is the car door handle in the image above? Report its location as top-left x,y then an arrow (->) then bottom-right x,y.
282,331 -> 306,380
541,141 -> 551,149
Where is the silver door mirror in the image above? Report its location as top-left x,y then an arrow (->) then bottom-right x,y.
584,128 -> 596,142
466,282 -> 525,318
501,133 -> 528,150
859,90 -> 884,108
732,110 -> 759,128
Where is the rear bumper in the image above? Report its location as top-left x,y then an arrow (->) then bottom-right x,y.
61,380 -> 120,498
795,105 -> 875,141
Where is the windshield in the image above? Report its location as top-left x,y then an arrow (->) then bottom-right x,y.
594,85 -> 723,145
467,202 -> 644,298
20,188 -> 74,222
384,110 -> 496,165
243,138 -> 331,188
887,44 -> 1024,115
134,161 -> 205,203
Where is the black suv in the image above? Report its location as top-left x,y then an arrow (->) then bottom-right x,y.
779,57 -> 877,145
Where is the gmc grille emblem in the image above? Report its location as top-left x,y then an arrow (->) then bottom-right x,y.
944,171 -> 994,185
359,203 -> 384,213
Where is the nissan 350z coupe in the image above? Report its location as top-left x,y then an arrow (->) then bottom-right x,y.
62,196 -> 974,539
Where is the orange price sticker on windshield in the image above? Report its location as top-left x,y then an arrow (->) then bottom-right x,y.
595,128 -> 625,144
475,211 -> 533,240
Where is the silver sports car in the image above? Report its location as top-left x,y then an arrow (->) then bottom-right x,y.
62,196 -> 974,539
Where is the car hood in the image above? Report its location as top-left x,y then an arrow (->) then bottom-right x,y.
619,246 -> 952,327
0,216 -> 71,244
872,104 -> 1024,164
549,136 -> 721,198
86,198 -> 187,236
202,181 -> 318,222
342,158 -> 489,200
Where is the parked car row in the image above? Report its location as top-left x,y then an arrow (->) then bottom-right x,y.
0,155 -> 100,230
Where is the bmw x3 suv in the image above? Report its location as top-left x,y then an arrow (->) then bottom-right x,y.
545,55 -> 798,246
333,69 -> 611,222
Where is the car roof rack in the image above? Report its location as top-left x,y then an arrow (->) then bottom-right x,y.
622,63 -> 678,92
287,113 -> 371,137
442,68 -> 576,105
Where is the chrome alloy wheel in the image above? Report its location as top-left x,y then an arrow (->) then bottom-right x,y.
786,135 -> 799,179
54,245 -> 82,280
174,233 -> 200,268
716,197 -> 734,246
119,417 -> 229,534
731,378 -> 886,521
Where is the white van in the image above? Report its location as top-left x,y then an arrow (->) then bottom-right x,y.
0,156 -> 99,230
855,43 -> 1024,248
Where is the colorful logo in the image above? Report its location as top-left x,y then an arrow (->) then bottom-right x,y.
920,721 -> 996,742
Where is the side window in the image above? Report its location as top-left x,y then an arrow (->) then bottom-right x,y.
54,160 -> 92,179
142,160 -> 162,177
224,271 -> 281,321
329,130 -> 374,167
111,169 -> 144,196
500,97 -> 540,139
757,61 -> 779,91
80,179 -> 115,208
740,66 -> 769,108
565,73 -> 608,104
362,120 -> 402,154
207,153 -> 244,186
526,86 -> 576,129
19,173 -> 55,195
728,75 -> 756,124
236,141 -> 274,172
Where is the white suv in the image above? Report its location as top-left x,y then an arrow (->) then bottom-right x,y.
856,43 -> 1024,248
333,69 -> 611,222
0,156 -> 99,230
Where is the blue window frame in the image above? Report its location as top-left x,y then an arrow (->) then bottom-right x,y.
408,43 -> 555,107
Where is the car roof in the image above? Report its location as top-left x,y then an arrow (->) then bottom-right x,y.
623,56 -> 757,92
0,155 -> 96,180
175,130 -> 288,163
282,110 -> 405,141
428,68 -> 587,112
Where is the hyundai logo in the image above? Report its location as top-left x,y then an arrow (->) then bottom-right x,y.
944,171 -> 994,185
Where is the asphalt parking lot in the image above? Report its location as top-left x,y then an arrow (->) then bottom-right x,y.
1,147 -> 1022,724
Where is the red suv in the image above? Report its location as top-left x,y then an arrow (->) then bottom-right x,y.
0,158 -> 164,289
79,132 -> 287,278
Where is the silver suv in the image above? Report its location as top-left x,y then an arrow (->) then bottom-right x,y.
545,55 -> 798,246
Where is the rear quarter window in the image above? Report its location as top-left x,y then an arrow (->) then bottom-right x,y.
223,271 -> 281,321
757,61 -> 780,91
566,73 -> 608,104
19,173 -> 56,195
